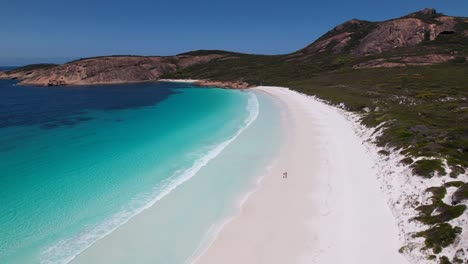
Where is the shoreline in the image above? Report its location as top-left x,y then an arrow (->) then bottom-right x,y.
159,79 -> 251,89
158,79 -> 200,83
67,88 -> 284,264
34,82 -> 464,263
194,86 -> 407,264
187,91 -> 290,264
0,76 -> 252,89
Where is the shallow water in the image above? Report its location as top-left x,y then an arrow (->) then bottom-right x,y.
0,80 -> 282,264
71,90 -> 283,264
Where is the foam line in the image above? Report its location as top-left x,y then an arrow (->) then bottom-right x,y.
40,93 -> 259,264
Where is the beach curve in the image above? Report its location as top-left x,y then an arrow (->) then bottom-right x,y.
194,86 -> 408,264
44,92 -> 260,264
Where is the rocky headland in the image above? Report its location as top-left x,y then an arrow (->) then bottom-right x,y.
0,54 -> 228,86
194,80 -> 251,89
1,8 -> 466,87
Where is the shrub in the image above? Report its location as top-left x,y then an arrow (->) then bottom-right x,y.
400,157 -> 414,165
411,159 -> 446,178
415,223 -> 462,254
439,256 -> 451,264
450,56 -> 466,64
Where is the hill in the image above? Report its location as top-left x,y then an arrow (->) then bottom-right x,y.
1,8 -> 466,86
0,54 -> 231,86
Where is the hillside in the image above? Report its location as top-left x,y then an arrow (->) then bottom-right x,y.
1,8 -> 467,86
0,54 -> 233,86
169,9 -> 467,82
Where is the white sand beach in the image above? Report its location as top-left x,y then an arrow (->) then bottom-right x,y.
195,87 -> 408,264
158,79 -> 200,83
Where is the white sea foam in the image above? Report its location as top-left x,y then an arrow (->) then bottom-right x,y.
40,92 -> 259,264
187,90 -> 286,264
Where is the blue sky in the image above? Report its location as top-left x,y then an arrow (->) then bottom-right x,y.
1,0 -> 467,65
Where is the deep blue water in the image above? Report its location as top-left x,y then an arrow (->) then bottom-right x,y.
0,80 -> 205,129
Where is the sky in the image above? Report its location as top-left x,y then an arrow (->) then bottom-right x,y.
1,0 -> 467,65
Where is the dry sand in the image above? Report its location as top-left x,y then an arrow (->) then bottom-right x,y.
195,87 -> 408,264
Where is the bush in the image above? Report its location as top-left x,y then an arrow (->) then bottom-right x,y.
439,256 -> 451,264
400,157 -> 414,165
411,159 -> 446,178
415,223 -> 462,254
450,56 -> 466,64
378,149 -> 390,156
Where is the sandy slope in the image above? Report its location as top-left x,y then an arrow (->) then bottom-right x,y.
195,87 -> 408,264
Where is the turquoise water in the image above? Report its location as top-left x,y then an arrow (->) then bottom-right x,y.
72,90 -> 282,264
0,80 -> 282,264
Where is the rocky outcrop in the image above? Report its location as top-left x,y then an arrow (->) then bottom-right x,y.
352,16 -> 458,56
307,32 -> 352,54
2,8 -> 467,86
195,80 -> 251,89
2,54 -> 227,86
290,19 -> 372,58
290,8 -> 464,60
20,57 -> 175,86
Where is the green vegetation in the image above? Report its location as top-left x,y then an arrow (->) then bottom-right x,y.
67,55 -> 150,63
450,166 -> 466,178
400,157 -> 414,165
427,186 -> 447,201
378,149 -> 390,156
415,223 -> 462,254
455,17 -> 468,32
453,250 -> 465,263
168,63 -> 468,173
177,50 -> 242,56
452,183 -> 468,204
165,25 -> 468,255
415,203 -> 466,224
412,185 -> 466,255
452,257 -> 462,264
444,181 -> 464,188
6,63 -> 57,73
439,256 -> 451,264
411,159 -> 446,178
414,186 -> 466,225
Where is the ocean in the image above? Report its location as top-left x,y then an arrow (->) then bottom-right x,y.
0,80 -> 282,263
